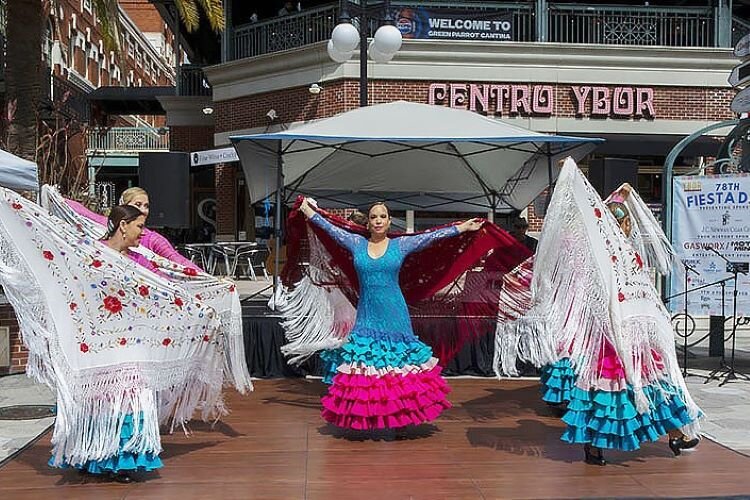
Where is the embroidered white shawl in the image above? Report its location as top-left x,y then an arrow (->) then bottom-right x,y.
41,185 -> 252,395
496,158 -> 700,436
0,187 -> 246,466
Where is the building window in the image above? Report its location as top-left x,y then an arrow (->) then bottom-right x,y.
81,0 -> 92,14
42,19 -> 54,68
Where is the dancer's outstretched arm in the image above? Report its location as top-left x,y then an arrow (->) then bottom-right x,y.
398,218 -> 482,256
300,198 -> 363,253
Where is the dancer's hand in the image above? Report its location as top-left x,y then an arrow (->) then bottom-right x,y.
618,183 -> 632,199
299,197 -> 317,218
457,218 -> 483,233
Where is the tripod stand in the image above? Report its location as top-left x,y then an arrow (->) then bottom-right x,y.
704,246 -> 750,386
666,264 -> 727,379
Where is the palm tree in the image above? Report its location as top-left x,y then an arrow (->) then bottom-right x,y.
94,0 -> 224,53
4,1 -> 43,161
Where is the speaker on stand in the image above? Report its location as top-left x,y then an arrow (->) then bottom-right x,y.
138,152 -> 190,228
587,157 -> 639,199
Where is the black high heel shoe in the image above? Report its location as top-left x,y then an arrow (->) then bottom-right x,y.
108,471 -> 133,483
669,436 -> 700,456
584,444 -> 606,466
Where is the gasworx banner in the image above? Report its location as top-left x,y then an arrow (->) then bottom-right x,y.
670,174 -> 750,315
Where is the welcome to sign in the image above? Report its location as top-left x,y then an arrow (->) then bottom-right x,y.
428,83 -> 656,119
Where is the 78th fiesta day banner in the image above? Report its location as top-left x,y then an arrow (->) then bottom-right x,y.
670,174 -> 750,316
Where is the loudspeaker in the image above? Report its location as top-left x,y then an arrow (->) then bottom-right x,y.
139,152 -> 190,228
588,157 -> 638,199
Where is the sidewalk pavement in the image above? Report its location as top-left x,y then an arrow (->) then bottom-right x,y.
0,373 -> 54,465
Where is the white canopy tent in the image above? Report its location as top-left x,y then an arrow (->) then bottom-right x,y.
0,149 -> 38,192
230,101 -> 602,213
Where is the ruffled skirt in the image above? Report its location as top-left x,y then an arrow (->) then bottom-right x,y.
49,413 -> 163,474
320,331 -> 451,430
540,359 -> 575,404
561,382 -> 696,451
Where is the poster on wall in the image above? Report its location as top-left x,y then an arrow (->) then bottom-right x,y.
395,7 -> 513,41
670,174 -> 750,316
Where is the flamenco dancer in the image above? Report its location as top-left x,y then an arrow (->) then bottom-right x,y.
496,158 -> 701,466
277,197 -> 528,434
539,183 -> 674,413
298,198 -> 480,431
0,190 -> 235,484
47,205 -> 163,482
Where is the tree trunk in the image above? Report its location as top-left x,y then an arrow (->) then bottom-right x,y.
5,0 -> 43,161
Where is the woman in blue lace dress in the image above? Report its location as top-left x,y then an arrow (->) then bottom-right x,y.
298,199 -> 482,431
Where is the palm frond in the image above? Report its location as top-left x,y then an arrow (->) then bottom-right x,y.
92,0 -> 121,53
194,0 -> 225,33
175,0 -> 200,33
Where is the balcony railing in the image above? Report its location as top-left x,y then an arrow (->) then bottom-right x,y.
42,69 -> 91,121
548,4 -> 714,47
229,1 -> 741,61
233,4 -> 339,60
178,64 -> 212,96
87,127 -> 170,153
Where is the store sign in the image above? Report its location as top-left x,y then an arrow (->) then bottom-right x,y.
191,147 -> 239,167
396,7 -> 513,41
428,83 -> 656,118
670,174 -> 750,315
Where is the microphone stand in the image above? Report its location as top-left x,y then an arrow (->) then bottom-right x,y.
680,261 -> 700,377
666,264 -> 731,379
704,246 -> 750,386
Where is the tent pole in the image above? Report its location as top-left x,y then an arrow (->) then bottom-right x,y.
273,140 -> 283,290
545,143 -> 553,212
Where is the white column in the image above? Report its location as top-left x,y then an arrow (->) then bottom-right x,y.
406,210 -> 415,233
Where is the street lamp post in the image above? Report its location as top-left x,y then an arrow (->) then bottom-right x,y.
327,0 -> 403,107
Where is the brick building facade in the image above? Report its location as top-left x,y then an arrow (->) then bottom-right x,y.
207,41 -> 735,236
45,0 -> 176,91
2,0 -> 180,374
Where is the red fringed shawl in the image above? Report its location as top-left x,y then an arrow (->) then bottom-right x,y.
281,198 -> 532,362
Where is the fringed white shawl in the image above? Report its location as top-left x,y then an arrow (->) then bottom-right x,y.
0,187 -> 237,465
277,225 -> 356,364
40,185 -> 253,394
497,158 -> 700,437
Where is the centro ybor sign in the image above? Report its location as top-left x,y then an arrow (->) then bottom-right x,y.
428,83 -> 656,119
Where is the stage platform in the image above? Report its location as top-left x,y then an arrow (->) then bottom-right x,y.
0,379 -> 749,499
240,301 -> 500,379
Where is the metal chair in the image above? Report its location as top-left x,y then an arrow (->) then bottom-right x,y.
238,247 -> 269,281
180,244 -> 208,270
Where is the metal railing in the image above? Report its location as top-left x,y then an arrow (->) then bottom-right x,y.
548,4 -> 714,47
233,4 -> 338,60
43,69 -> 91,121
87,127 -> 170,153
178,64 -> 212,96
229,1 -> 743,61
